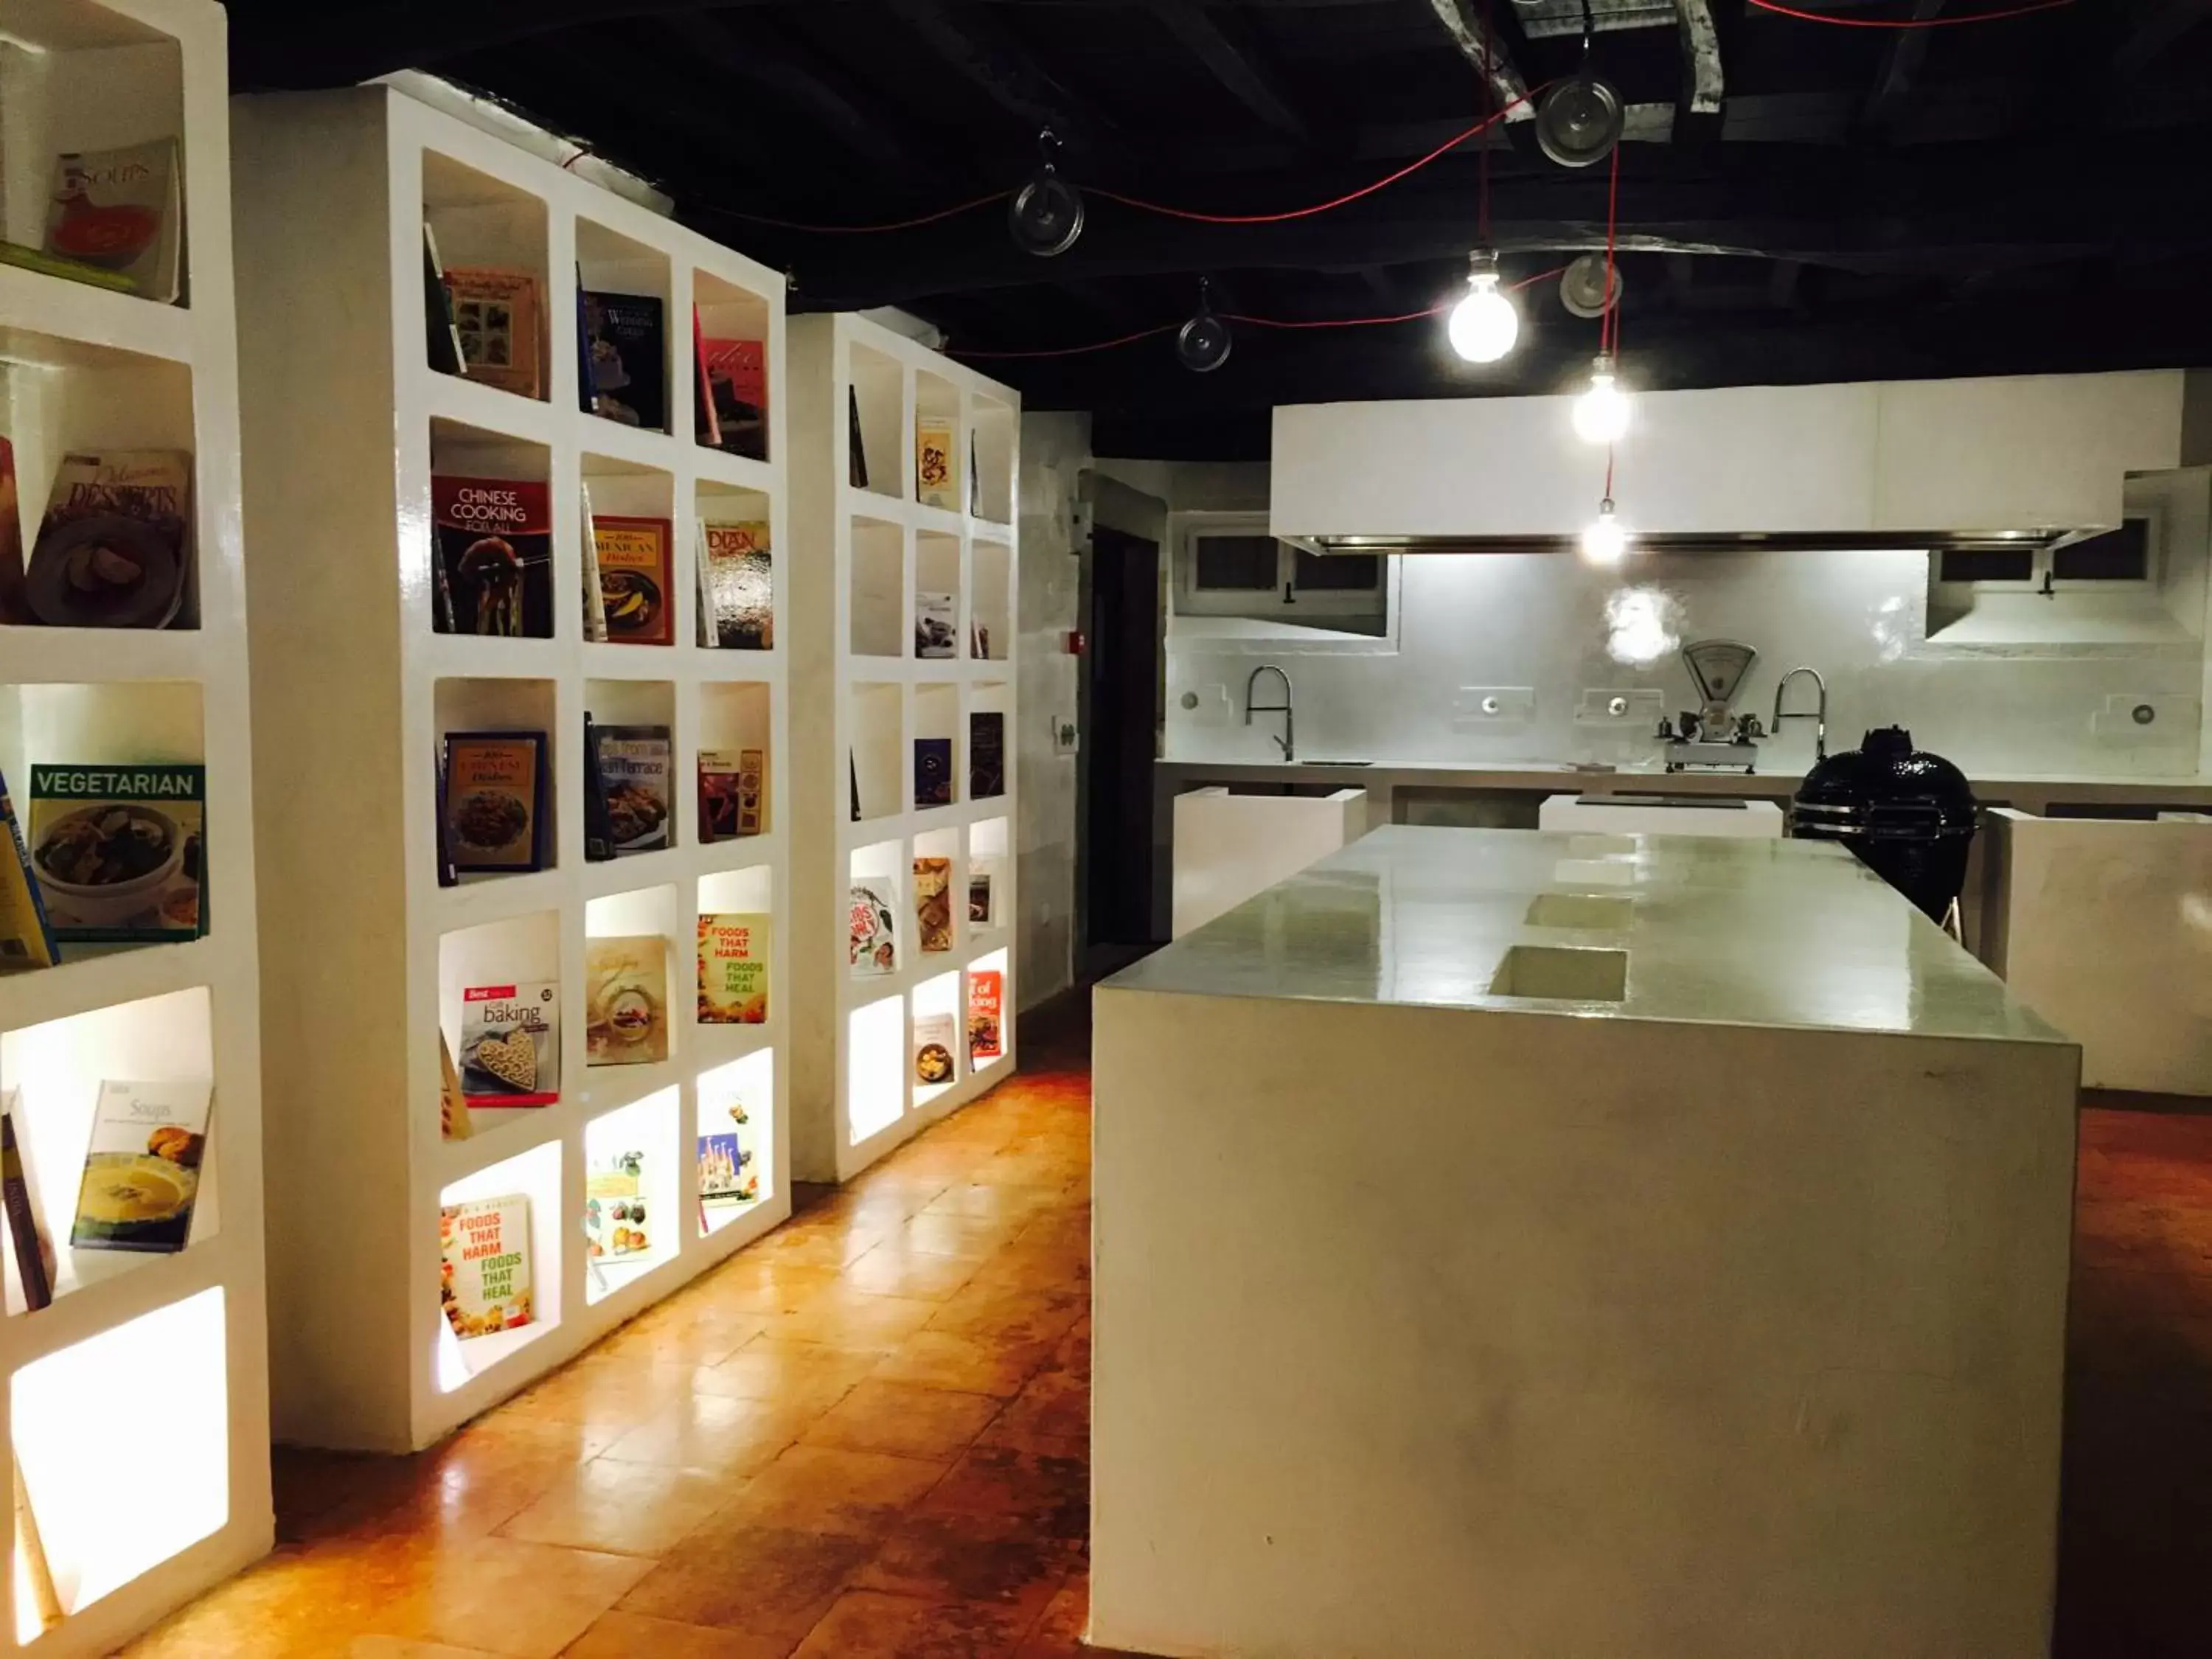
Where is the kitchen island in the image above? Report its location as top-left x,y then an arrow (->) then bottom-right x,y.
1091,826 -> 2079,1659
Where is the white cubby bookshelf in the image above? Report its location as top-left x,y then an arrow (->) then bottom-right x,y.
230,86 -> 790,1451
787,314 -> 1020,1183
0,0 -> 272,1652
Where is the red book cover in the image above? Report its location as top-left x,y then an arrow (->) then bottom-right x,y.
432,476 -> 554,637
700,337 -> 767,461
967,970 -> 1004,1064
692,306 -> 721,448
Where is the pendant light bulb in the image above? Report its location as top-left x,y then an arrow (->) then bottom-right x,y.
1448,251 -> 1520,364
1582,498 -> 1629,565
1572,353 -> 1631,445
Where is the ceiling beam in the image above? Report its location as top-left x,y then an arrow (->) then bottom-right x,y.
1422,0 -> 1535,121
1860,0 -> 1944,138
655,12 -> 922,180
1152,3 -> 1311,139
879,0 -> 1138,172
2112,0 -> 2212,77
1673,0 -> 1725,144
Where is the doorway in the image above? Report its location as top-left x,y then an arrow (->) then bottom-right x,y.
1078,511 -> 1165,983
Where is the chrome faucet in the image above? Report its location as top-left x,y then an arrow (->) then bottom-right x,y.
1772,666 -> 1829,762
1245,664 -> 1295,762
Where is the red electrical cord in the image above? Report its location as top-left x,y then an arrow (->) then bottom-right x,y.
1599,145 -> 1621,357
951,322 -> 1182,361
1744,0 -> 2070,24
706,190 -> 1012,234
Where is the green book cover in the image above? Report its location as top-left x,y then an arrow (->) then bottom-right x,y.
25,763 -> 205,945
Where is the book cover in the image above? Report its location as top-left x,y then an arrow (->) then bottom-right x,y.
584,290 -> 668,431
1,1094 -> 53,1311
699,748 -> 766,843
914,738 -> 953,809
914,590 -> 955,659
23,448 -> 191,629
422,222 -> 463,375
439,1030 -> 473,1141
700,337 -> 767,461
848,387 -> 869,489
440,1195 -> 534,1339
698,912 -> 771,1024
442,732 -> 546,872
587,935 -> 671,1066
914,1010 -> 957,1088
593,515 -> 675,645
967,970 -> 1004,1065
584,1150 -> 652,1264
432,476 -> 553,637
916,417 -> 957,509
43,140 -> 179,303
914,857 -> 952,953
579,481 -> 608,642
69,1078 -> 211,1253
849,883 -> 897,975
698,1095 -> 760,1214
587,723 -> 672,855
0,768 -> 59,972
692,307 -> 720,448
459,981 -> 560,1108
0,435 -> 27,625
445,267 -> 543,398
27,762 -> 204,945
700,521 -> 772,649
970,712 -> 1006,799
969,858 -> 1001,929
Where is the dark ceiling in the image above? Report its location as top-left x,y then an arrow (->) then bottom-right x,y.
223,0 -> 2212,458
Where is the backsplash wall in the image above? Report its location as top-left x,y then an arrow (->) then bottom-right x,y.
1167,544 -> 2208,779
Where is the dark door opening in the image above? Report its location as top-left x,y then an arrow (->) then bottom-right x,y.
1080,523 -> 1163,981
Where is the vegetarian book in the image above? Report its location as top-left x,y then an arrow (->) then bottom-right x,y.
444,267 -> 543,398
968,970 -> 1004,1065
585,723 -> 672,857
914,857 -> 952,953
43,140 -> 180,304
583,291 -> 668,431
698,748 -> 765,842
458,981 -> 560,1109
442,732 -> 546,872
70,1078 -> 212,1253
433,476 -> 554,637
27,762 -> 204,945
700,520 -> 772,649
594,515 -> 675,645
0,768 -> 59,972
586,935 -> 671,1066
440,1195 -> 534,1340
24,448 -> 192,629
849,883 -> 897,975
698,912 -> 771,1024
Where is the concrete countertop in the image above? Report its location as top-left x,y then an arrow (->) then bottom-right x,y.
1105,823 -> 2070,1046
1155,756 -> 2212,802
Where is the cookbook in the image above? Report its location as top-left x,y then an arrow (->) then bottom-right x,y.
697,912 -> 771,1024
70,1078 -> 212,1253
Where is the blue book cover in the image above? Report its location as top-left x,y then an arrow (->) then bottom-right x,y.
914,738 -> 953,808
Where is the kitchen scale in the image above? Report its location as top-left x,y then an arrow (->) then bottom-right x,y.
1656,639 -> 1765,773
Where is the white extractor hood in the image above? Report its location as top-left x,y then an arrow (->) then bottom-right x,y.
1273,369 -> 2205,554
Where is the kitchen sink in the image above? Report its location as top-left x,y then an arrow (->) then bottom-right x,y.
1487,944 -> 1629,1002
1525,893 -> 1634,931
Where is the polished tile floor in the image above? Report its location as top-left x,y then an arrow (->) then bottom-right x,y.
125,1014 -> 2212,1658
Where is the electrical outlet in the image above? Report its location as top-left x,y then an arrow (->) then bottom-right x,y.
1050,714 -> 1079,756
1178,683 -> 1234,726
1575,688 -> 1663,726
2092,694 -> 2196,744
1453,686 -> 1534,730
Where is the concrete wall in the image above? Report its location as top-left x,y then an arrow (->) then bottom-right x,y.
1017,412 -> 1087,1007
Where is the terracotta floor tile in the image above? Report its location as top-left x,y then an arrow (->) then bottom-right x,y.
897,1211 -> 1018,1259
979,1368 -> 1088,1453
501,1356 -> 706,1439
787,1589 -> 1040,1658
559,1609 -> 794,1658
299,1417 -> 613,1545
918,1443 -> 1089,1540
842,1242 -> 986,1302
597,1391 -> 812,1475
871,1329 -> 1055,1399
755,1286 -> 942,1350
720,1443 -> 952,1536
684,1259 -> 846,1317
855,1508 -> 1082,1607
926,1281 -> 1086,1347
922,1182 -> 1065,1223
693,1336 -> 881,1411
595,1306 -> 771,1367
619,1524 -> 877,1636
497,1455 -> 734,1556
348,1641 -> 506,1658
966,1239 -> 1088,1295
803,1378 -> 1004,1461
376,1536 -> 653,1658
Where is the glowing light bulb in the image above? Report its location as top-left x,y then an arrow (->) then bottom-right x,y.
1582,498 -> 1629,564
1572,354 -> 1631,445
1448,252 -> 1520,364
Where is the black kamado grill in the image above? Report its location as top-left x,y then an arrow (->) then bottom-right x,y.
1789,726 -> 1980,926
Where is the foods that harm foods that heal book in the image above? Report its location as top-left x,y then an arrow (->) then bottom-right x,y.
459,981 -> 560,1109
24,449 -> 192,629
587,936 -> 671,1066
441,1196 -> 534,1340
71,1078 -> 212,1253
442,732 -> 546,872
698,912 -> 771,1024
0,770 -> 60,972
584,291 -> 668,430
433,476 -> 553,637
700,521 -> 772,649
914,857 -> 952,953
444,267 -> 543,398
28,763 -> 204,945
593,515 -> 675,645
43,140 -> 179,303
